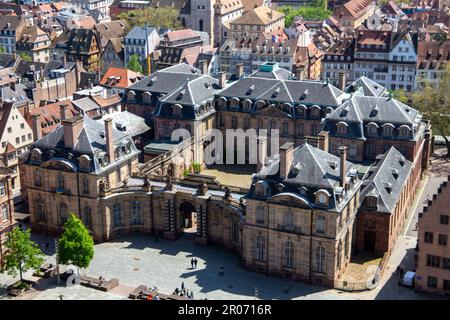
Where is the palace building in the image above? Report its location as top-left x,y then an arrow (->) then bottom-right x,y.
20,62 -> 432,288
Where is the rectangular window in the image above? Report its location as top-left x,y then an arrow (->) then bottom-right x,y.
427,276 -> 438,288
444,280 -> 450,291
15,137 -> 20,144
427,254 -> 441,268
424,232 -> 433,244
439,234 -> 448,246
316,215 -> 326,233
443,258 -> 450,270
440,215 -> 449,225
0,181 -> 5,196
20,123 -> 25,129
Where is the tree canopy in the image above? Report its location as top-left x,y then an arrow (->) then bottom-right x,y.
58,214 -> 94,269
391,88 -> 409,104
118,7 -> 182,30
278,1 -> 332,28
127,54 -> 143,73
19,52 -> 32,62
2,227 -> 45,282
413,64 -> 450,156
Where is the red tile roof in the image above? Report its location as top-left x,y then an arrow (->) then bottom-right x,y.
27,100 -> 78,136
100,67 -> 141,89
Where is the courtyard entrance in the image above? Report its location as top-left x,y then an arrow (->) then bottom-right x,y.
179,202 -> 197,236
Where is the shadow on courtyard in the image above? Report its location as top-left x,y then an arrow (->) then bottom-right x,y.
106,233 -> 333,300
375,247 -> 449,300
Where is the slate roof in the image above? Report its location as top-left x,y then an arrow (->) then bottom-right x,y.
219,75 -> 345,108
125,26 -> 157,40
247,142 -> 361,212
323,95 -> 423,141
345,76 -> 387,97
72,97 -> 101,113
361,147 -> 412,213
0,54 -> 17,69
0,84 -> 31,106
99,111 -> 150,138
249,67 -> 293,80
30,115 -> 139,174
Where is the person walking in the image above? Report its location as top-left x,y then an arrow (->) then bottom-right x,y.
181,282 -> 185,291
194,258 -> 198,269
190,258 -> 194,269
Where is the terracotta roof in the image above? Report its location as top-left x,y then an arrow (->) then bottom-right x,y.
336,0 -> 374,19
240,0 -> 265,11
5,142 -> 16,153
216,0 -> 244,14
28,100 -> 78,136
52,2 -> 65,12
100,67 -> 141,88
231,6 -> 284,26
90,95 -> 122,108
416,40 -> 450,71
166,29 -> 197,42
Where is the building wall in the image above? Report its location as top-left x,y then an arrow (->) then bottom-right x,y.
0,175 -> 15,269
416,178 -> 450,295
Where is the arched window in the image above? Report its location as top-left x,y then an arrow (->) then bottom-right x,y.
130,201 -> 142,225
255,235 -> 265,261
35,196 -> 46,222
113,203 -> 122,227
57,173 -> 64,189
344,230 -> 349,258
382,123 -> 394,137
34,170 -> 41,187
83,206 -> 92,229
283,210 -> 294,228
399,125 -> 410,137
82,176 -> 89,194
282,121 -> 289,136
297,105 -> 306,117
315,246 -> 325,273
366,196 -> 378,208
255,181 -> 268,197
230,97 -> 240,109
231,115 -> 238,129
337,122 -> 348,135
59,202 -> 68,226
255,206 -> 265,224
142,91 -> 152,104
2,204 -> 8,221
127,90 -> 135,101
243,99 -> 252,111
337,241 -> 342,269
367,122 -> 379,136
283,241 -> 294,268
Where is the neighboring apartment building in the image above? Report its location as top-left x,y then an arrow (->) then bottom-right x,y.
416,39 -> 449,89
16,25 -> 51,63
158,29 -> 209,49
66,29 -> 101,72
0,15 -> 27,55
0,102 -> 34,190
69,0 -> 113,22
99,38 -> 124,75
219,34 -> 298,74
416,177 -> 450,296
322,38 -> 355,88
229,6 -> 285,39
124,26 -> 160,75
353,30 -> 417,91
0,168 -> 15,269
332,0 -> 376,33
212,0 -> 244,46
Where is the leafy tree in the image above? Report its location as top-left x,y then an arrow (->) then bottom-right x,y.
118,7 -> 182,30
278,5 -> 332,28
2,227 -> 45,284
391,88 -> 408,104
58,214 -> 94,275
413,64 -> 450,156
19,52 -> 32,62
127,54 -> 143,73
0,46 -> 6,54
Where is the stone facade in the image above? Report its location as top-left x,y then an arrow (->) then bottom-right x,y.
0,170 -> 15,269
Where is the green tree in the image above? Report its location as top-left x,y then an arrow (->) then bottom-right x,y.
278,5 -> 332,28
58,214 -> 94,274
2,227 -> 45,284
19,52 -> 32,62
127,54 -> 143,73
118,7 -> 182,30
391,88 -> 408,104
0,46 -> 6,54
413,64 -> 450,156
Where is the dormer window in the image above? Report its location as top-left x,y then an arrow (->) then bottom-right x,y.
297,104 -> 307,117
366,196 -> 378,208
243,99 -> 252,111
142,91 -> 152,104
255,180 -> 269,197
216,97 -> 227,108
315,189 -> 330,206
337,122 -> 348,135
391,168 -> 399,180
172,104 -> 183,117
367,122 -> 379,136
384,182 -> 392,194
31,148 -> 43,163
230,97 -> 240,109
370,105 -> 379,117
127,90 -> 135,101
382,123 -> 394,137
310,105 -> 320,117
399,125 -> 410,137
79,155 -> 91,171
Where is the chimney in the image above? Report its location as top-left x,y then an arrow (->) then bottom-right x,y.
339,146 -> 347,187
338,71 -> 346,90
199,59 -> 208,74
31,114 -> 42,141
218,71 -> 227,88
257,135 -> 267,172
59,103 -> 69,121
63,116 -> 84,149
295,65 -> 303,80
318,131 -> 329,152
105,118 -> 114,164
279,142 -> 294,179
235,63 -> 244,78
10,81 -> 16,92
